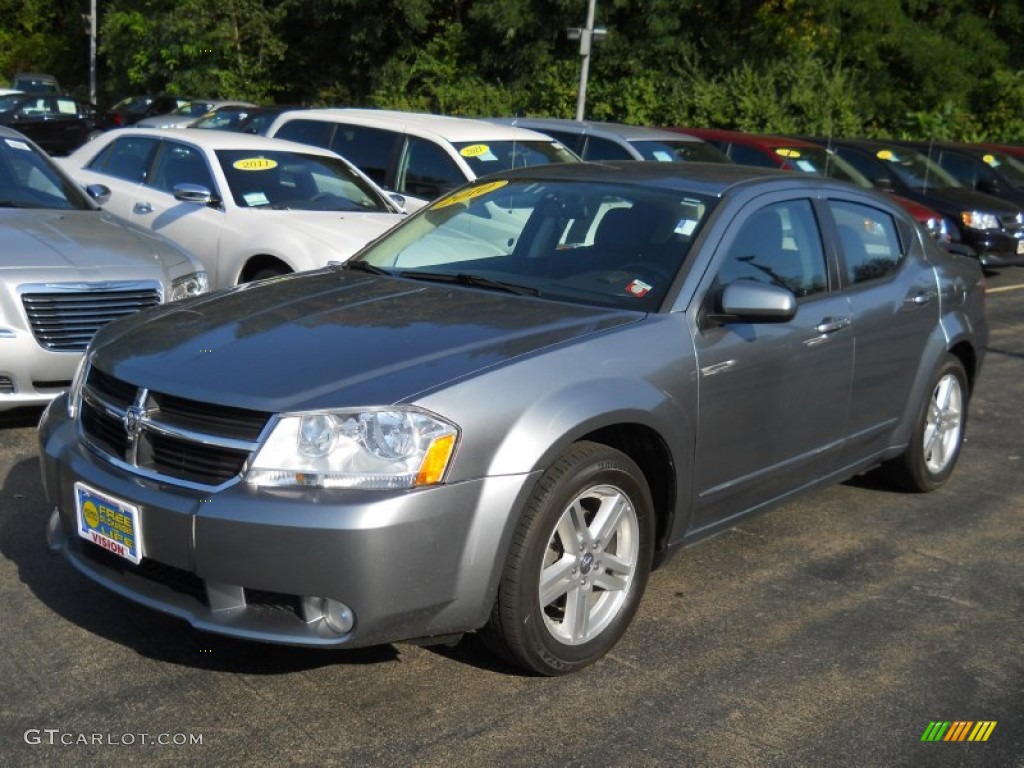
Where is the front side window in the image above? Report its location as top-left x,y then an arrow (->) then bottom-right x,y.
274,119 -> 334,151
87,136 -> 159,183
330,125 -> 397,186
829,200 -> 904,285
716,200 -> 828,299
581,136 -> 633,161
399,136 -> 464,199
356,179 -> 715,311
149,142 -> 215,194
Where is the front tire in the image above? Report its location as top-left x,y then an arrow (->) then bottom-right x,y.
886,355 -> 968,492
482,441 -> 655,675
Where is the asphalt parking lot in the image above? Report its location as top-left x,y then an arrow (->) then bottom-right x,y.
1,269 -> 1021,768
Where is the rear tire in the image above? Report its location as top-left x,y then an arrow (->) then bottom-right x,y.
482,441 -> 655,675
886,355 -> 968,492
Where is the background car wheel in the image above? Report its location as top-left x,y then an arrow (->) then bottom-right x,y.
886,355 -> 968,492
482,441 -> 655,675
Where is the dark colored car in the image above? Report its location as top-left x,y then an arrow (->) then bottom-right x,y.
40,163 -> 986,675
102,95 -> 190,130
11,73 -> 60,93
804,137 -> 1024,268
901,140 -> 1024,208
676,128 -> 950,242
0,93 -> 95,155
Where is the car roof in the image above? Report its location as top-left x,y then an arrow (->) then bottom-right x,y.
678,128 -> 823,150
273,108 -> 559,142
492,117 -> 706,143
86,127 -> 345,157
483,159 -> 848,197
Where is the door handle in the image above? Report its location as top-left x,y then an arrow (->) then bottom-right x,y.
906,290 -> 936,307
814,317 -> 851,334
133,202 -> 153,214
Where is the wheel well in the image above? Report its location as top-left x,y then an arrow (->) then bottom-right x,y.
949,341 -> 978,393
239,255 -> 292,284
579,424 -> 676,559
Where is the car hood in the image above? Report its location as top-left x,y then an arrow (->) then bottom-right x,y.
0,209 -> 191,272
92,270 -> 642,413
922,186 -> 1021,215
249,209 -> 405,256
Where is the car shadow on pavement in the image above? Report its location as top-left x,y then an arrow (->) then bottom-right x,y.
1,456 -> 400,674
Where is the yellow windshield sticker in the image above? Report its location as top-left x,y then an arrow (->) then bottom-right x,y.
232,158 -> 278,171
432,180 -> 508,209
775,148 -> 801,158
459,144 -> 490,158
876,150 -> 894,161
983,154 -> 996,165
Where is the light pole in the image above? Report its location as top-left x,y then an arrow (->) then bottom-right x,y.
90,0 -> 97,105
566,0 -> 606,121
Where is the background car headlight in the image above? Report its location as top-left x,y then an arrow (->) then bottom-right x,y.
960,211 -> 1000,231
246,408 -> 458,489
170,271 -> 209,301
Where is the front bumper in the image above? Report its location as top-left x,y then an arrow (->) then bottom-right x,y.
0,330 -> 78,411
40,397 -> 538,648
960,231 -> 1024,267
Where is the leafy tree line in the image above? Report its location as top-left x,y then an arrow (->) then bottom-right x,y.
3,0 -> 1024,141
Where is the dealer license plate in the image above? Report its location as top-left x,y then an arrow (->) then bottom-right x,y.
74,482 -> 142,564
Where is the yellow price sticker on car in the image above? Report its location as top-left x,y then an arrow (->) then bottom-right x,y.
876,150 -> 894,160
459,144 -> 490,158
983,154 -> 996,165
233,158 -> 278,171
775,148 -> 801,158
432,180 -> 508,209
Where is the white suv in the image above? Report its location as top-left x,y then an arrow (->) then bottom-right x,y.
266,109 -> 579,210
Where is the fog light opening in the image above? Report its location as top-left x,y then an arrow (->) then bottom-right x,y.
320,598 -> 355,635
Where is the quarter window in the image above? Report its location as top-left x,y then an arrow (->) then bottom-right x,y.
399,136 -> 463,199
717,200 -> 828,298
829,200 -> 903,285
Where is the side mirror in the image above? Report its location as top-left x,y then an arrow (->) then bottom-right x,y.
387,192 -> 408,212
713,279 -> 797,324
85,183 -> 110,206
173,183 -> 216,205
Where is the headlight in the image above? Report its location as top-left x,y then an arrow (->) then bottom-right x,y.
960,211 -> 1000,231
925,216 -> 951,243
66,355 -> 89,419
170,271 -> 208,301
246,408 -> 459,489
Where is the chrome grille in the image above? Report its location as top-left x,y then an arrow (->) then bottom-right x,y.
0,376 -> 14,394
998,212 -> 1024,231
21,283 -> 162,351
80,366 -> 272,489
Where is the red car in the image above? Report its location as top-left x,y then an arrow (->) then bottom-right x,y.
672,128 -> 950,243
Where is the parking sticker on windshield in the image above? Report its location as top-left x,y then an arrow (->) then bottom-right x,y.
243,192 -> 270,207
233,158 -> 278,171
626,279 -> 652,298
4,139 -> 30,151
432,180 -> 508,209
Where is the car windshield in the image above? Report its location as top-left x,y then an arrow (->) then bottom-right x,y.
193,108 -> 251,131
215,148 -> 391,212
979,149 -> 1024,186
0,134 -> 91,210
629,139 -> 729,163
355,178 -> 716,311
774,146 -> 872,187
452,141 -> 580,175
874,147 -> 960,191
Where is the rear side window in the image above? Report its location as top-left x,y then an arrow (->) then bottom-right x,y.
582,136 -> 632,161
330,125 -> 398,186
274,119 -> 335,150
727,144 -> 777,168
829,200 -> 904,285
87,136 -> 158,182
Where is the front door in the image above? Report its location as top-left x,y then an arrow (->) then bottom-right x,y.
690,197 -> 854,531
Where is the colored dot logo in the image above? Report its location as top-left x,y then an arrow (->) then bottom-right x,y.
83,500 -> 99,529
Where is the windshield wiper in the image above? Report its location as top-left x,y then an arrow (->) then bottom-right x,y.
341,260 -> 390,275
399,271 -> 539,296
